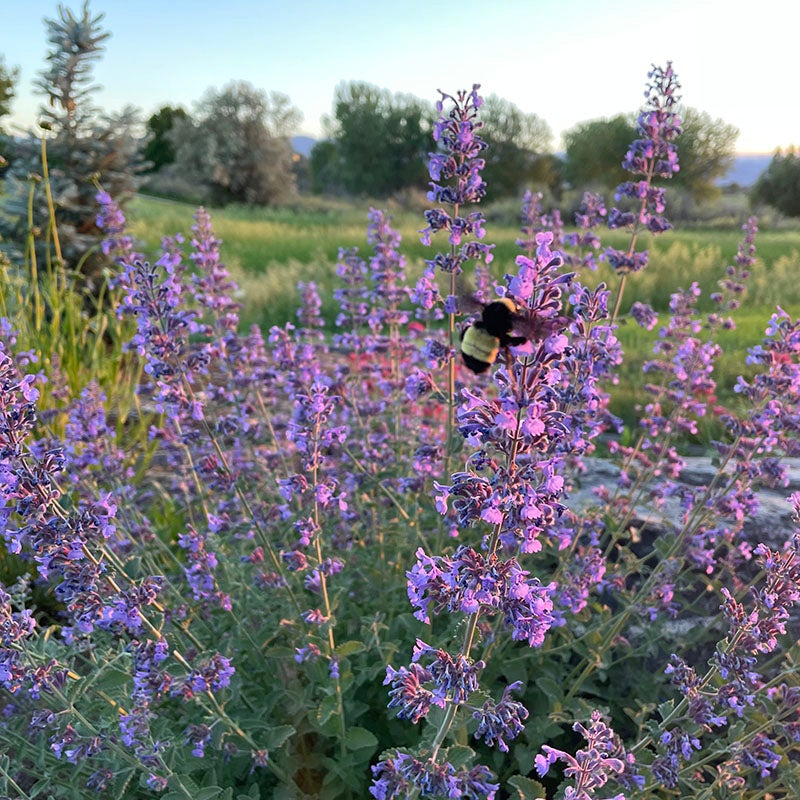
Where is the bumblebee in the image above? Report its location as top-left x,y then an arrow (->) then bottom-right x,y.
460,298 -> 528,374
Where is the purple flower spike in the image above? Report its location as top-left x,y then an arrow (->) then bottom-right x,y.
606,63 -> 682,277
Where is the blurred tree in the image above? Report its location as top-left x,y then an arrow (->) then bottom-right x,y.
563,107 -> 738,201
480,94 -> 553,198
0,2 -> 144,288
309,139 -> 342,195
751,146 -> 800,217
0,55 -> 19,131
169,81 -> 300,206
672,106 -> 738,200
316,81 -> 430,196
563,115 -> 637,189
144,105 -> 189,171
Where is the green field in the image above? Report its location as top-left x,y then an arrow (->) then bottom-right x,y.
128,193 -> 799,317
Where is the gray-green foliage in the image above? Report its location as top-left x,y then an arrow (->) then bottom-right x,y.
168,81 -> 301,206
0,1 -> 143,288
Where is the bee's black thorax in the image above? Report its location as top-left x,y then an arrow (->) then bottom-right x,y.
480,300 -> 515,338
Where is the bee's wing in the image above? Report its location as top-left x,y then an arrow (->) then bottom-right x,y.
512,310 -> 571,341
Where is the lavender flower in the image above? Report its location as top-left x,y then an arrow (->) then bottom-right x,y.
605,61 -> 681,324
95,189 -> 143,265
472,680 -> 529,752
370,750 -> 498,799
563,191 -> 607,271
708,216 -> 757,330
536,710 -> 640,799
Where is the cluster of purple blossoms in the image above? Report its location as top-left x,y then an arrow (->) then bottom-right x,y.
728,306 -> 800,458
708,216 -> 758,331
116,250 -> 204,419
413,85 -> 494,323
630,300 -> 659,331
536,710 -> 643,798
296,280 -> 326,342
333,246 -> 370,350
62,381 -> 135,511
406,545 -> 555,646
605,62 -> 681,276
562,191 -> 607,271
471,679 -> 529,752
370,750 -> 498,800
280,378 -> 350,667
95,189 -> 143,264
171,652 -> 235,701
557,280 -> 623,464
365,209 -> 412,354
652,531 -> 800,787
515,189 -> 546,254
177,523 -> 231,611
189,206 -> 242,333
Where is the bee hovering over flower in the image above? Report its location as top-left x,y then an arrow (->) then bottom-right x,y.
459,297 -> 568,374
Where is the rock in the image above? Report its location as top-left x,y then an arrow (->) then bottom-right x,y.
565,457 -> 800,548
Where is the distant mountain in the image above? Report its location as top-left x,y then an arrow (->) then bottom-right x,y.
719,154 -> 772,187
291,136 -> 317,158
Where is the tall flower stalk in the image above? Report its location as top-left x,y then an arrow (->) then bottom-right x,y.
417,85 -> 494,476
606,62 -> 682,320
372,228 -> 575,799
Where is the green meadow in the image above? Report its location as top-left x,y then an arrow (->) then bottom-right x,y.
128,193 -> 799,432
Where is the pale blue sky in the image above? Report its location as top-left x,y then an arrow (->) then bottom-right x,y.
3,0 -> 798,153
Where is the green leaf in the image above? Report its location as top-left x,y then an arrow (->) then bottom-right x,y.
265,724 -> 296,750
317,694 -> 339,727
534,674 -> 563,706
345,726 -> 378,753
335,640 -> 367,657
93,667 -> 130,691
657,699 -> 675,721
193,787 -> 225,800
444,744 -> 474,769
237,784 -> 261,800
507,774 -> 547,799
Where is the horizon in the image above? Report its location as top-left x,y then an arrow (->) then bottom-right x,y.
3,0 -> 798,155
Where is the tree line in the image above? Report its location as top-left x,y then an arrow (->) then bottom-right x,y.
139,85 -> 743,206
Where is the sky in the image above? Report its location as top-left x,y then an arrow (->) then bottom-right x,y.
2,0 -> 798,154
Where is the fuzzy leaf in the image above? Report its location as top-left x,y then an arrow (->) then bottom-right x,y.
507,774 -> 547,799
346,726 -> 378,752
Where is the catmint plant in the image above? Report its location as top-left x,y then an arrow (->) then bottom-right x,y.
5,55 -> 800,800
373,220 -> 576,797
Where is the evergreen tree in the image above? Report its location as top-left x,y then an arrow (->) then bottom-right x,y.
0,2 -> 144,288
0,55 -> 19,132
